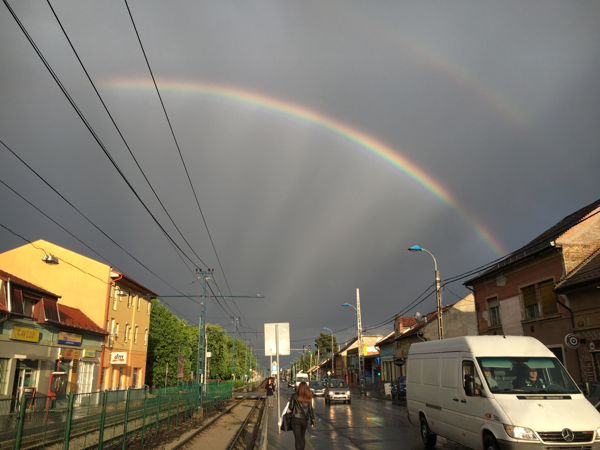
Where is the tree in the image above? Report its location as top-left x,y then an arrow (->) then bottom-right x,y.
315,332 -> 338,358
146,299 -> 197,386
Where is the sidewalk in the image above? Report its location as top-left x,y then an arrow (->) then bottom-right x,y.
267,397 -> 314,450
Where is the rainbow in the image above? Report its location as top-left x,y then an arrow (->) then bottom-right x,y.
106,78 -> 505,256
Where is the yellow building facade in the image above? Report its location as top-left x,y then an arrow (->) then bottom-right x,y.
0,239 -> 155,390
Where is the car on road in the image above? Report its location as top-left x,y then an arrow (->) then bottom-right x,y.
391,376 -> 406,399
287,379 -> 294,389
324,379 -> 351,404
309,381 -> 326,397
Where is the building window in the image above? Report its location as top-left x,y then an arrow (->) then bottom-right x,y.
539,280 -> 558,316
128,326 -> 132,342
0,359 -> 9,394
23,296 -> 36,318
144,328 -> 148,346
115,323 -> 120,340
113,286 -> 118,310
137,296 -> 140,311
488,297 -> 501,326
522,284 -> 539,319
127,291 -> 132,308
134,325 -> 138,344
132,368 -> 139,387
124,325 -> 128,342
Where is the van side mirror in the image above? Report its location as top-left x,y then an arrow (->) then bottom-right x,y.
582,381 -> 591,397
465,375 -> 475,397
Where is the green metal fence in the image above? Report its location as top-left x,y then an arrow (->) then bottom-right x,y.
3,382 -> 200,450
203,381 -> 233,413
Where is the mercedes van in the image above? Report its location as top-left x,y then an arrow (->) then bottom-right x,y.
295,372 -> 309,390
407,336 -> 600,450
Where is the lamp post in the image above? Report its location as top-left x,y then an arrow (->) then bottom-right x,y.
408,245 -> 443,340
343,290 -> 366,395
323,327 -> 334,377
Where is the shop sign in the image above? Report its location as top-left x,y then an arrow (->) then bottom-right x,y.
110,352 -> 127,364
11,326 -> 40,343
58,332 -> 82,346
82,349 -> 96,359
61,349 -> 74,360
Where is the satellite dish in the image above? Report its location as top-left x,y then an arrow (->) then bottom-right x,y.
414,312 -> 422,323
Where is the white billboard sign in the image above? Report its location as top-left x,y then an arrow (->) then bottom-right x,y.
264,323 -> 290,355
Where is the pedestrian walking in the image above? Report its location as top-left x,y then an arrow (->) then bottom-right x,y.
288,381 -> 315,450
266,377 -> 276,408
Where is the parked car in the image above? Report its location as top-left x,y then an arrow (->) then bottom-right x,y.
391,376 -> 406,399
309,380 -> 326,396
324,379 -> 351,404
577,382 -> 600,405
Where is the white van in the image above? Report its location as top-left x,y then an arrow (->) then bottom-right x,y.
295,372 -> 309,390
407,336 -> 600,450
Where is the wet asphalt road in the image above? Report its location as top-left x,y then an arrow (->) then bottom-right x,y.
277,385 -> 462,450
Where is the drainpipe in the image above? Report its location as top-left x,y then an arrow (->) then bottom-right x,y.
98,272 -> 122,390
555,293 -> 575,329
7,279 -> 12,312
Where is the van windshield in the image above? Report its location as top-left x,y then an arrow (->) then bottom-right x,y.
476,357 -> 580,394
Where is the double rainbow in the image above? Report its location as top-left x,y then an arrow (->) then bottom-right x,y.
106,79 -> 505,256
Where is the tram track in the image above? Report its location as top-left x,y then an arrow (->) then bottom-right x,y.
171,397 -> 264,450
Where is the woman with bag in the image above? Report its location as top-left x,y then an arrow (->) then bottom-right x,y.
287,381 -> 315,450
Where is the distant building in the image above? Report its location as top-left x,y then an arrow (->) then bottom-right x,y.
394,294 -> 477,364
0,239 -> 157,390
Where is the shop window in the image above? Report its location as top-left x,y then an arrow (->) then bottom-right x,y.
488,297 -> 501,326
521,284 -> 538,319
118,368 -> 124,388
132,368 -> 139,387
0,359 -> 9,394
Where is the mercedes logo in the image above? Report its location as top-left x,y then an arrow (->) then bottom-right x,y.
562,429 -> 575,442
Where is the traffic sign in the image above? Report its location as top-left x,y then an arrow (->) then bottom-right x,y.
375,356 -> 381,364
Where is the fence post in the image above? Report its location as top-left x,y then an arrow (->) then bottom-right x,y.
63,392 -> 75,450
166,393 -> 172,432
175,390 -> 180,427
121,388 -> 131,450
141,387 -> 148,446
98,391 -> 108,450
154,390 -> 160,438
196,382 -> 200,415
14,395 -> 27,450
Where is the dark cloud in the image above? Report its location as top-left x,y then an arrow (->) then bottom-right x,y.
1,1 -> 599,368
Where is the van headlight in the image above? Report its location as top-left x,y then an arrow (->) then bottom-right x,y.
596,428 -> 600,441
346,391 -> 351,396
504,425 -> 537,441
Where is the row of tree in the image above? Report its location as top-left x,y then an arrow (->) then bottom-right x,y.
289,332 -> 339,374
145,299 -> 258,386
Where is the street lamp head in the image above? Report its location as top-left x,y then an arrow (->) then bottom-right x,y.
408,245 -> 424,252
342,302 -> 350,306
323,327 -> 328,330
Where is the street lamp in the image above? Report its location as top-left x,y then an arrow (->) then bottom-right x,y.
343,296 -> 366,395
323,327 -> 334,377
408,245 -> 443,340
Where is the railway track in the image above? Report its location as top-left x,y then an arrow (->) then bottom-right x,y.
171,397 -> 265,450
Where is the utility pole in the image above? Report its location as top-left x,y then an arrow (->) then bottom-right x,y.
244,339 -> 249,392
357,289 -> 366,395
231,317 -> 239,396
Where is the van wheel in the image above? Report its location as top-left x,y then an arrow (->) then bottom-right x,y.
420,416 -> 437,447
484,435 -> 500,450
